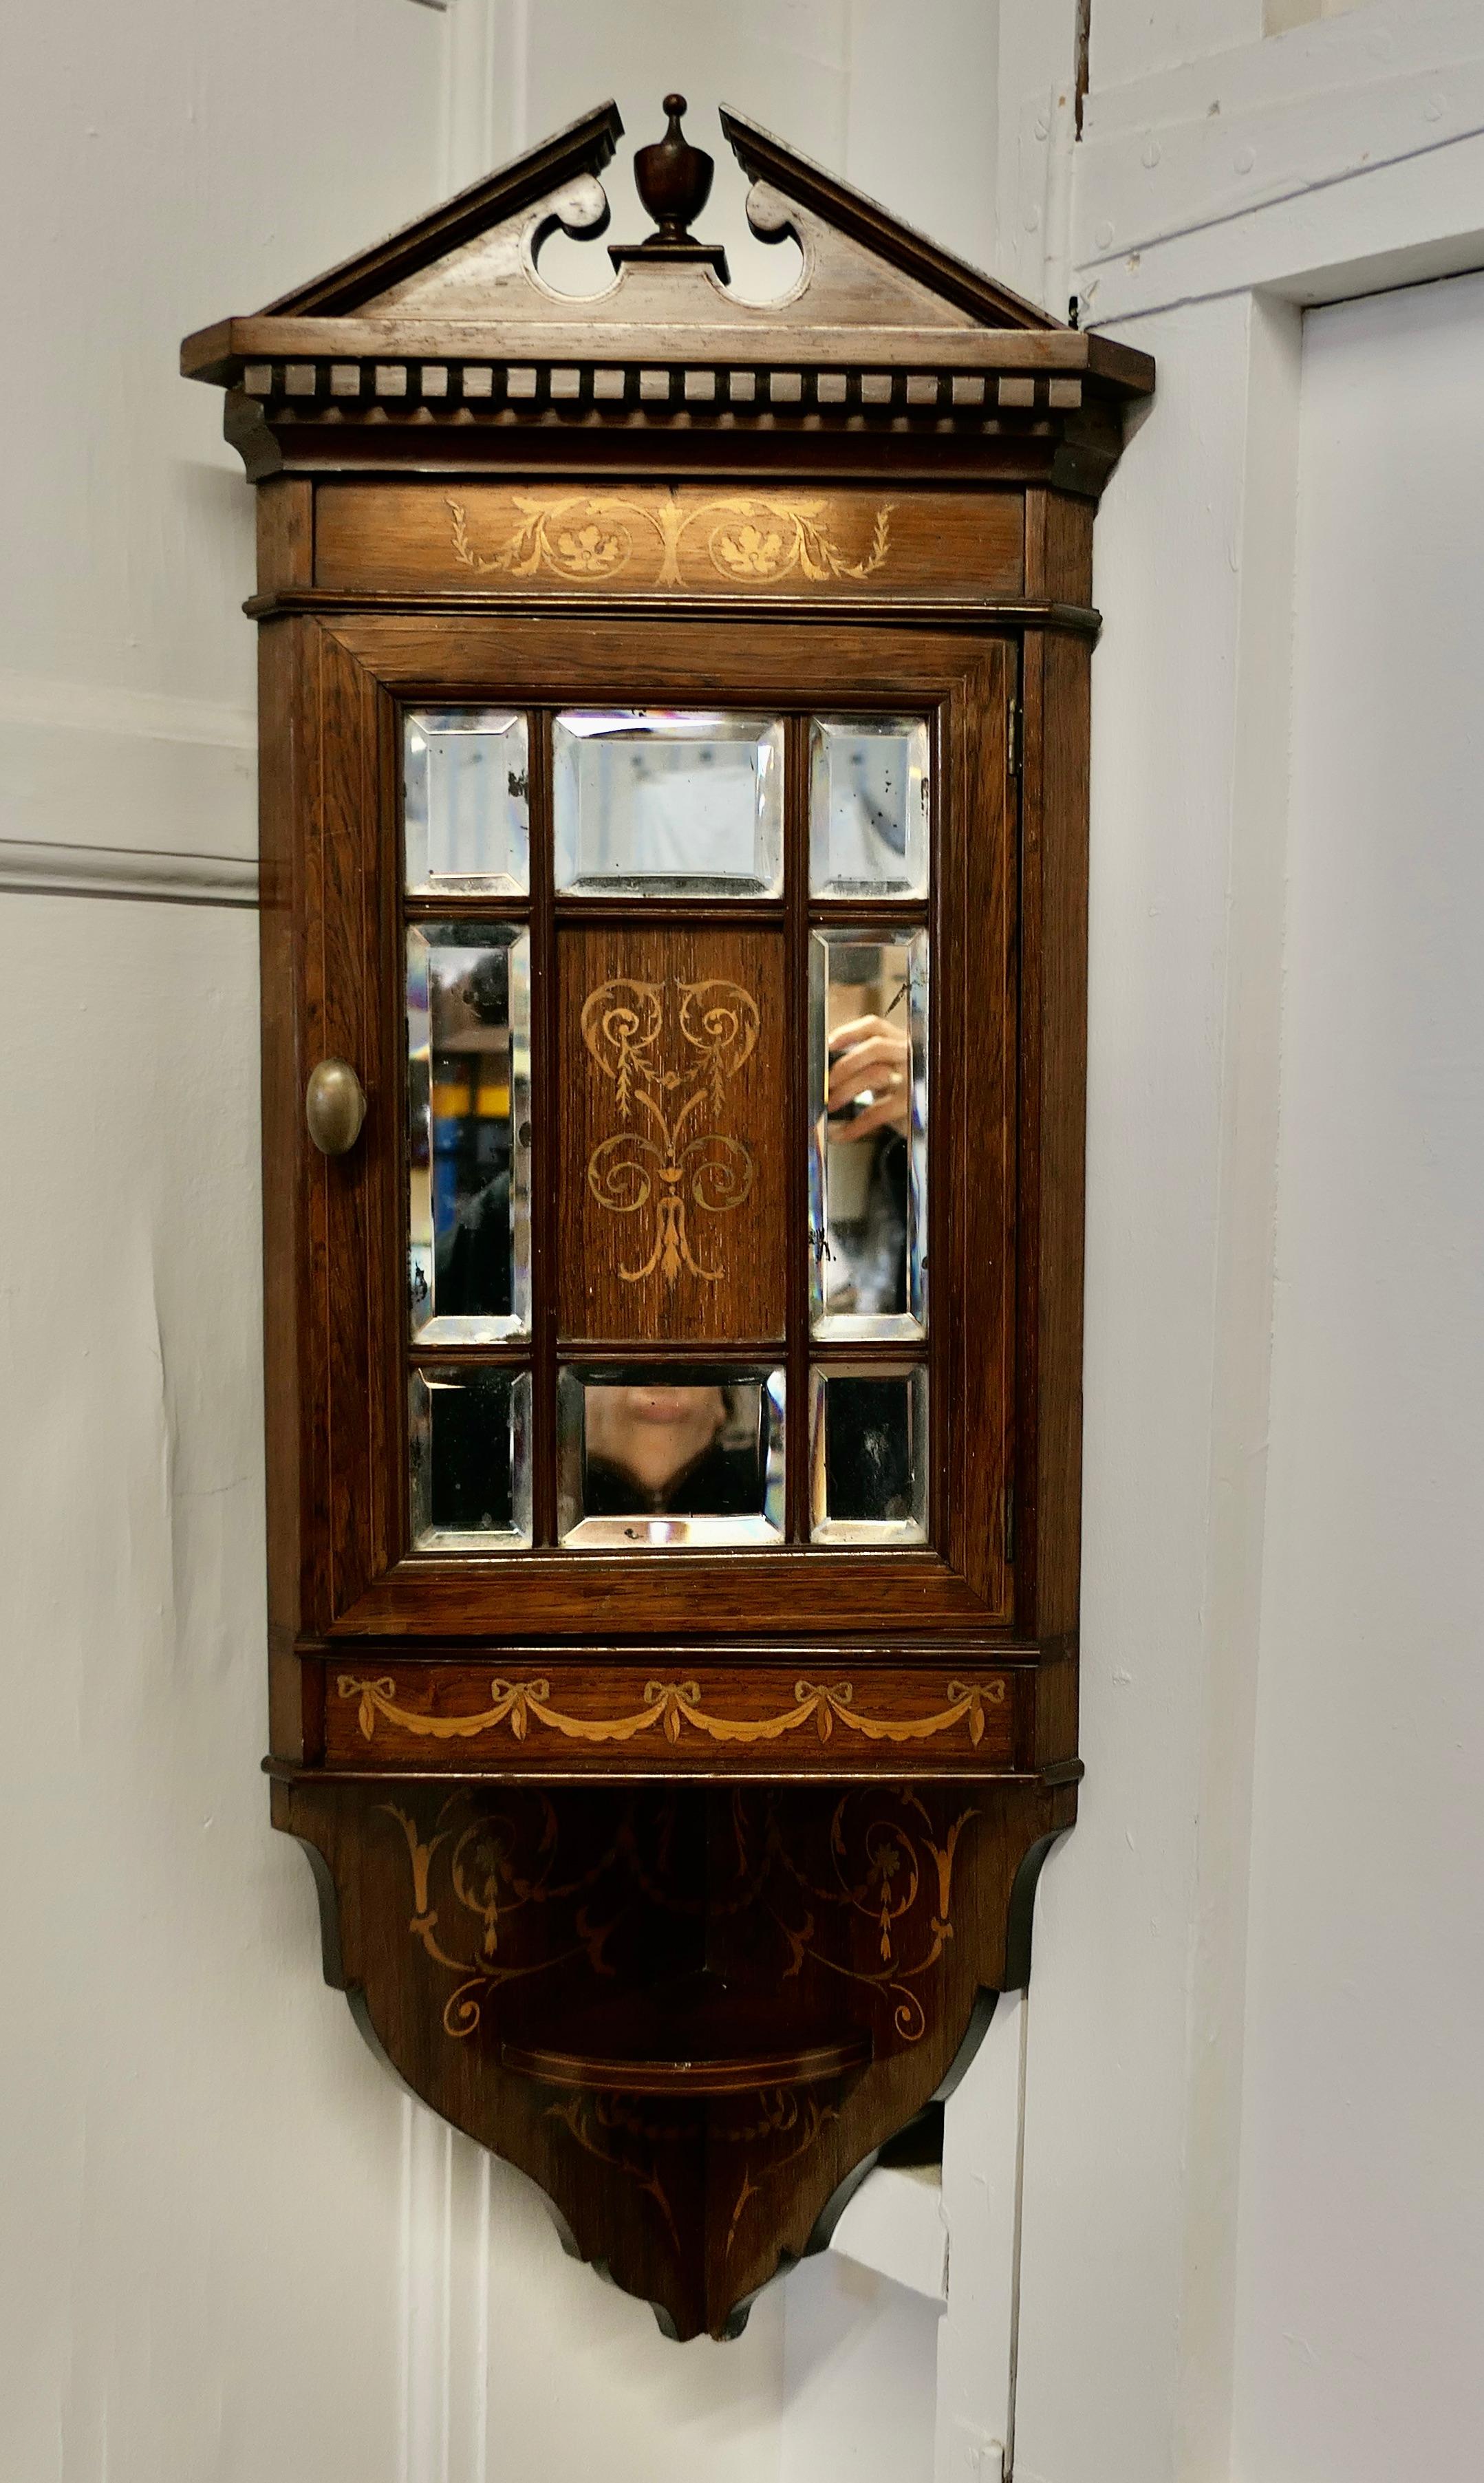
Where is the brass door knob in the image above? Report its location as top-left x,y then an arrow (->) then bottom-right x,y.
305,1057 -> 367,1155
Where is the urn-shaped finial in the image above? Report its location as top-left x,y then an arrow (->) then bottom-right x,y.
633,94 -> 715,244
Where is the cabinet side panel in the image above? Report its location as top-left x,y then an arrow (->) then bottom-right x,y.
319,631 -> 392,1620
1031,631 -> 1090,1642
557,924 -> 788,1346
257,478 -> 314,595
1024,488 -> 1095,607
1033,1644 -> 1079,1770
260,619 -> 312,1755
952,640 -> 1015,1613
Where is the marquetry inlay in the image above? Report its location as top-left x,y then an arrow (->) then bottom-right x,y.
447,491 -> 892,589
580,975 -> 758,1291
339,1672 -> 1010,1751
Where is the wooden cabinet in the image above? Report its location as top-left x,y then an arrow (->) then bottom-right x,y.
184,95 -> 1152,2339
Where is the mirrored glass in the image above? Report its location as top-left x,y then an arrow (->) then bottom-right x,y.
410,1366 -> 532,1550
809,1368 -> 927,1544
553,711 -> 784,895
809,929 -> 928,1339
809,715 -> 929,897
405,709 -> 530,894
407,925 -> 530,1343
557,1368 -> 786,1547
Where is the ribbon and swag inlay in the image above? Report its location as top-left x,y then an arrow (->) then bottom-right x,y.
581,976 -> 758,1289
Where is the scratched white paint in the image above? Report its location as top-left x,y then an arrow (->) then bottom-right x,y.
1231,266 -> 1484,2483
989,8 -> 1484,2483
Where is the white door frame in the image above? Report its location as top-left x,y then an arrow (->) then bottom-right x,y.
940,11 -> 1484,2481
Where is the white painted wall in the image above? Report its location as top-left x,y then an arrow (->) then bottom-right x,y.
986,6 -> 1484,2480
1231,268 -> 1484,2483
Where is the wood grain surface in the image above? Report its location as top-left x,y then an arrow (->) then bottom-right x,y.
557,923 -> 787,1343
277,1772 -> 1075,2338
314,480 -> 1025,601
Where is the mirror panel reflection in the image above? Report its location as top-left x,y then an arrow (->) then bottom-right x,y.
405,709 -> 530,894
410,1366 -> 532,1550
809,1369 -> 927,1543
407,925 -> 530,1344
557,1370 -> 786,1547
553,711 -> 784,895
809,929 -> 928,1339
809,715 -> 929,897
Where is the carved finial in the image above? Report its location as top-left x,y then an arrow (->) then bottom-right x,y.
634,94 -> 715,244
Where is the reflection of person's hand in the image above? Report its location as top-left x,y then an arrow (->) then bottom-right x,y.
828,1015 -> 912,1140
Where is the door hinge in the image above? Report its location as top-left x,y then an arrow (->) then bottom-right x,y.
1002,1477 -> 1015,1565
1007,695 -> 1021,776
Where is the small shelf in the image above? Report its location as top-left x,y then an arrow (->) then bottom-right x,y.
499,1970 -> 872,2097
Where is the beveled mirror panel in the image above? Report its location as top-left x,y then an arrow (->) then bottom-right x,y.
808,1368 -> 927,1543
809,929 -> 928,1340
557,1368 -> 786,1546
808,715 -> 929,897
409,1365 -> 533,1550
407,925 -> 531,1344
553,711 -> 784,896
405,709 -> 530,894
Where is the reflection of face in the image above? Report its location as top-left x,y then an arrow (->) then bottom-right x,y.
584,1386 -> 727,1495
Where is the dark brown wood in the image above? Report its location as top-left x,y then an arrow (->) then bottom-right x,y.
322,1657 -> 1024,1775
250,588 -> 1103,635
784,717 -> 811,1545
276,1772 -> 1074,2339
283,610 -> 1013,1642
1017,631 -> 1091,1644
331,1548 -> 1004,1642
499,1977 -> 872,2096
184,313 -> 1154,391
530,698 -> 559,1547
260,618 -> 312,1753
312,481 -> 1024,603
630,96 -> 718,252
224,409 -> 1134,503
1024,486 -> 1095,607
186,96 -> 1148,2342
256,477 -> 314,594
557,923 -> 788,1344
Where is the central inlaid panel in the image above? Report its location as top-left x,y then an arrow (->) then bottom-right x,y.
557,925 -> 787,1342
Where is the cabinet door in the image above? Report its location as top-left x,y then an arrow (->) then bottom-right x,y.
263,614 -> 1016,1644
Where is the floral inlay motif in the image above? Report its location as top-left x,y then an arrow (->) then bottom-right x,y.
447,492 -> 892,589
581,976 -> 758,1290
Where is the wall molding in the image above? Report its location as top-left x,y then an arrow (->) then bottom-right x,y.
0,667 -> 255,751
1075,1 -> 1484,323
0,668 -> 257,867
0,837 -> 258,907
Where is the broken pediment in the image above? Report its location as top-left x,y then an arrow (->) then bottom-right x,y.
256,95 -> 1055,336
180,95 -> 1152,488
